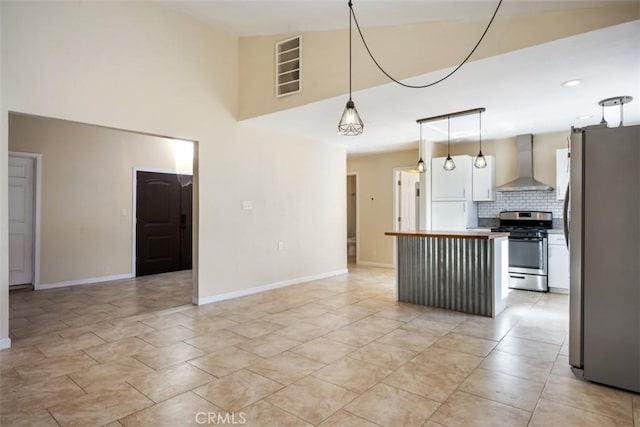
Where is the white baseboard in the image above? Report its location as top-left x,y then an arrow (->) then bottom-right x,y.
0,338 -> 12,350
356,261 -> 395,269
193,269 -> 349,306
36,273 -> 134,290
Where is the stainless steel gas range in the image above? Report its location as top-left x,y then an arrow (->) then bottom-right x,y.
492,211 -> 552,292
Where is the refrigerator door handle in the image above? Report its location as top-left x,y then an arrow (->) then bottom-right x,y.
563,184 -> 570,248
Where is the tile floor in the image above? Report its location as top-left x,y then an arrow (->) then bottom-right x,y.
1,266 -> 639,426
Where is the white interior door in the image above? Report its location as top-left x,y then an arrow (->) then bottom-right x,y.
399,170 -> 420,231
9,156 -> 35,286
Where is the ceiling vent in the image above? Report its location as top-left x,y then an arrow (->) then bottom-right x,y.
275,35 -> 302,98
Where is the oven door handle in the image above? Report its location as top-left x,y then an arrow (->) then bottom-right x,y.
511,237 -> 545,242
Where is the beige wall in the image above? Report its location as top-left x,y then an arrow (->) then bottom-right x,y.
9,114 -> 187,285
0,1 -> 346,344
347,149 -> 420,266
239,4 -> 639,120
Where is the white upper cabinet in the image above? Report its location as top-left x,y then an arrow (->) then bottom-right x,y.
432,155 -> 473,201
472,155 -> 496,201
556,148 -> 569,200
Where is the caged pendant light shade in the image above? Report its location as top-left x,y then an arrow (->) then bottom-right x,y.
338,1 -> 364,136
474,152 -> 487,168
443,156 -> 456,171
338,100 -> 364,135
417,121 -> 425,173
474,110 -> 487,168
443,117 -> 456,171
417,158 -> 426,173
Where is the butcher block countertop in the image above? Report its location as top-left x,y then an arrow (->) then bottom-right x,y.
385,230 -> 510,240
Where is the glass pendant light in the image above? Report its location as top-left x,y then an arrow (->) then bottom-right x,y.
443,117 -> 456,171
338,1 -> 364,136
474,110 -> 487,169
417,122 -> 425,173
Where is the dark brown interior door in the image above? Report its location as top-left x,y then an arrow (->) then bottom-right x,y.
136,171 -> 192,276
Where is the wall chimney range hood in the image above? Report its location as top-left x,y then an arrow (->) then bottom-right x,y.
496,134 -> 553,192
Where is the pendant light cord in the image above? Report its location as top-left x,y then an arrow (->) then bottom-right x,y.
447,117 -> 451,155
479,111 -> 482,150
348,0 -> 353,100
419,122 -> 422,158
349,0 -> 503,89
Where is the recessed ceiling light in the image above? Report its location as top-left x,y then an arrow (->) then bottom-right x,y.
562,79 -> 583,87
576,115 -> 592,120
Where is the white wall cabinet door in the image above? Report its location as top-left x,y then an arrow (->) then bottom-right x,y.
432,155 -> 471,201
556,148 -> 569,200
548,235 -> 569,292
432,201 -> 467,231
472,155 -> 496,201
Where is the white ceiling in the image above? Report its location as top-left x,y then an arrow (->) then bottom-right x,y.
159,1 -> 640,155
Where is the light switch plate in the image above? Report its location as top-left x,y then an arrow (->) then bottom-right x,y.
241,200 -> 253,210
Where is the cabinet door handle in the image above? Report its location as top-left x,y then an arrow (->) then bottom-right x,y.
463,188 -> 465,198
487,189 -> 490,198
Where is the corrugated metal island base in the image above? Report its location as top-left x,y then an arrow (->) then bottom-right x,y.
385,230 -> 510,318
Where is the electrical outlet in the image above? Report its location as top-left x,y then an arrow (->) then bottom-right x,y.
278,242 -> 284,251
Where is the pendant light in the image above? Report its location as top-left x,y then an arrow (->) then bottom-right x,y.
443,117 -> 456,171
474,110 -> 487,168
338,1 -> 364,136
417,122 -> 425,173
599,103 -> 608,126
338,0 -> 502,137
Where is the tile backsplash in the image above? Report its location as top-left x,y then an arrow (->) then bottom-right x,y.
478,190 -> 564,219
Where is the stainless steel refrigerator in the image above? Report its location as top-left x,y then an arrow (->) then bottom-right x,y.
567,123 -> 640,393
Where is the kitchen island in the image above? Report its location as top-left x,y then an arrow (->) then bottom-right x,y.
385,230 -> 509,317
